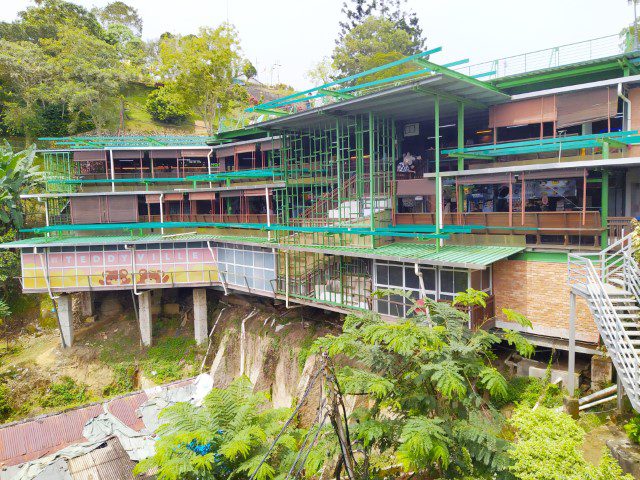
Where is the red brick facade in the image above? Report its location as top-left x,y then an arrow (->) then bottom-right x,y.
492,259 -> 599,344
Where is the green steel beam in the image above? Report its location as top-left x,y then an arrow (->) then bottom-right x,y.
411,58 -> 505,94
443,130 -> 639,155
457,102 -> 465,208
318,88 -> 355,100
601,169 -> 609,248
249,46 -> 443,111
435,95 -> 441,246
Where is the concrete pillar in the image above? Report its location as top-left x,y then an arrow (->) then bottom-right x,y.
139,291 -> 153,346
567,291 -> 576,397
193,288 -> 208,345
79,291 -> 94,317
56,294 -> 73,348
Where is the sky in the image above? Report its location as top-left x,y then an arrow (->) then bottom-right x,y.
0,0 -> 636,89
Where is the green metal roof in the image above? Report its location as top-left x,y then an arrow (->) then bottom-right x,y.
1,233 -> 522,269
278,243 -> 524,269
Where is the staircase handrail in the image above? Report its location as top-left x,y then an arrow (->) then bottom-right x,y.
586,257 -> 640,401
569,245 -> 640,405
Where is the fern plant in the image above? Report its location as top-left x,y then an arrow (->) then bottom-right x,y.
134,376 -> 304,480
307,291 -> 535,479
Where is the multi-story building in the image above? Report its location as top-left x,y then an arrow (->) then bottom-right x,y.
4,34 -> 640,408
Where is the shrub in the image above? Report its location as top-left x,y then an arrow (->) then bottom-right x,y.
103,363 -> 137,397
145,87 -> 189,124
0,384 -> 14,422
40,376 -> 88,408
625,415 -> 640,444
509,406 -> 633,480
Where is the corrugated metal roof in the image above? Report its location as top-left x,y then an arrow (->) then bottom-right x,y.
67,437 -> 155,479
279,243 -> 525,269
0,404 -> 103,467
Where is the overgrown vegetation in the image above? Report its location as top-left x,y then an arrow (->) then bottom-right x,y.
509,406 -> 633,480
134,376 -> 303,479
39,375 -> 89,408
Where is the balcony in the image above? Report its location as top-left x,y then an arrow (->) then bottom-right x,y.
396,211 -> 602,246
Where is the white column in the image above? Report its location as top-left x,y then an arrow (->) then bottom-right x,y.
56,294 -> 73,348
567,291 -> 576,397
139,290 -> 153,346
193,288 -> 208,345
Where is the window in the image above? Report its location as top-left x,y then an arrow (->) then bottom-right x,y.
216,245 -> 277,292
440,268 -> 469,300
374,261 -> 436,317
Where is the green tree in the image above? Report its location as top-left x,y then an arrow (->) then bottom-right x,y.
154,24 -> 248,134
243,61 -> 258,80
146,87 -> 190,124
332,16 -> 417,81
134,376 -> 303,480
3,0 -> 104,42
93,1 -> 143,36
305,292 -> 535,479
337,0 -> 425,55
41,26 -> 126,133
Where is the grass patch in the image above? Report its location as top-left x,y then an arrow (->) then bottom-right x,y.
123,82 -> 195,134
103,363 -> 137,397
40,376 -> 88,408
141,337 -> 200,384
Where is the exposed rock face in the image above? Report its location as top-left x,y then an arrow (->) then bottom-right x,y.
206,303 -> 338,422
607,438 -> 640,478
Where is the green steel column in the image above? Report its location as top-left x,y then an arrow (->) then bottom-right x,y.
601,169 -> 609,248
435,96 -> 441,247
369,112 -> 375,234
336,120 -> 343,225
457,102 -> 465,208
356,117 -> 364,199
392,121 -> 397,226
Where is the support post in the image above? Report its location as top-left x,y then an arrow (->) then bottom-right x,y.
139,290 -> 153,346
457,102 -> 465,209
368,112 -> 375,234
617,374 -> 626,414
109,149 -> 115,192
601,169 -> 609,248
56,294 -> 73,348
79,291 -> 94,317
568,291 -> 577,397
193,288 -> 208,346
435,95 -> 442,248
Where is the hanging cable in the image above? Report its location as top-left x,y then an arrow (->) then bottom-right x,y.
248,355 -> 328,480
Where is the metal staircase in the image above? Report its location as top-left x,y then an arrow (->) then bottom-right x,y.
568,233 -> 640,411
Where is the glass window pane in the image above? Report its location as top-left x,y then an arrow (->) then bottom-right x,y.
405,267 -> 419,289
454,271 -> 468,294
388,266 -> 403,287
470,270 -> 482,290
376,264 -> 388,285
482,268 -> 491,292
377,300 -> 389,315
421,268 -> 436,291
440,269 -> 453,293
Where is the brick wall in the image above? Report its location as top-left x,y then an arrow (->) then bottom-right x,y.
492,259 -> 599,343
